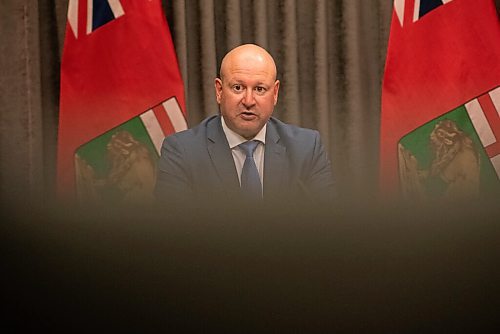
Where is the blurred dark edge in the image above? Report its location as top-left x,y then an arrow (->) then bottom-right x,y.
2,196 -> 500,332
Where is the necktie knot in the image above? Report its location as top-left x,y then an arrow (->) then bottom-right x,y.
239,140 -> 259,157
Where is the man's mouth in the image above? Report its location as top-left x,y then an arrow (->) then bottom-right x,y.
240,111 -> 257,120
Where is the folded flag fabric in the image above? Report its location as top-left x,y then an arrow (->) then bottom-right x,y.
380,0 -> 500,200
57,0 -> 186,203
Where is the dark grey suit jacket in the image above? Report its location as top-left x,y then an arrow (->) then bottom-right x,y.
155,115 -> 334,206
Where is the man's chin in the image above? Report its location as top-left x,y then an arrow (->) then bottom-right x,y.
238,128 -> 259,140
232,122 -> 261,139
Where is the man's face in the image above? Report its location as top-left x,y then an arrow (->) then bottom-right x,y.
215,55 -> 279,139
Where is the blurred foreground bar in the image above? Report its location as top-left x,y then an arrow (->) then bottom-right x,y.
2,198 -> 500,332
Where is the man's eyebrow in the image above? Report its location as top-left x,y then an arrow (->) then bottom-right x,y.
226,78 -> 270,86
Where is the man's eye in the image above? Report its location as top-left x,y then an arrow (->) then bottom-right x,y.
233,85 -> 242,91
255,87 -> 266,93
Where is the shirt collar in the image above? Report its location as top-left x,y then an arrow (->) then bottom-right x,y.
221,116 -> 267,149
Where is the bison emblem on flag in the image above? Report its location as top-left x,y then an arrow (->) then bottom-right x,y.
74,98 -> 186,203
398,87 -> 500,199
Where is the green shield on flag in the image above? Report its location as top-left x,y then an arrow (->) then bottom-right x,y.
74,116 -> 160,204
398,106 -> 499,199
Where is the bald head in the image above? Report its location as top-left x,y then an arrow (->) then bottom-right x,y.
215,44 -> 280,139
219,44 -> 277,81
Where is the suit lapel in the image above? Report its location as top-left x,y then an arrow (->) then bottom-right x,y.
206,116 -> 241,197
263,121 -> 288,198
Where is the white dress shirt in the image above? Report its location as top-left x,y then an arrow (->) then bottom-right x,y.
221,116 -> 266,188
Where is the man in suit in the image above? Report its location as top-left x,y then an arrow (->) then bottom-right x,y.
155,44 -> 333,207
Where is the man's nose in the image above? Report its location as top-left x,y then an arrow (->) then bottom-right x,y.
242,89 -> 256,107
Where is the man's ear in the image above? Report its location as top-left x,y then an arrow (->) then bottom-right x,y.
215,78 -> 223,104
273,80 -> 280,106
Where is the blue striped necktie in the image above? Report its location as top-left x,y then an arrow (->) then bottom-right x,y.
239,140 -> 262,198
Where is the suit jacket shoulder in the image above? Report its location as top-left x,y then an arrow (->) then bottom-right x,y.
155,115 -> 240,204
265,117 -> 334,202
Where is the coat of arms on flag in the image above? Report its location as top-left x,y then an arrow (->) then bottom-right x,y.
57,0 -> 186,203
74,98 -> 186,203
380,0 -> 500,200
398,87 -> 500,199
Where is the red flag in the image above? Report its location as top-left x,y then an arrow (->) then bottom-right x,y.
57,0 -> 186,202
380,0 -> 500,199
